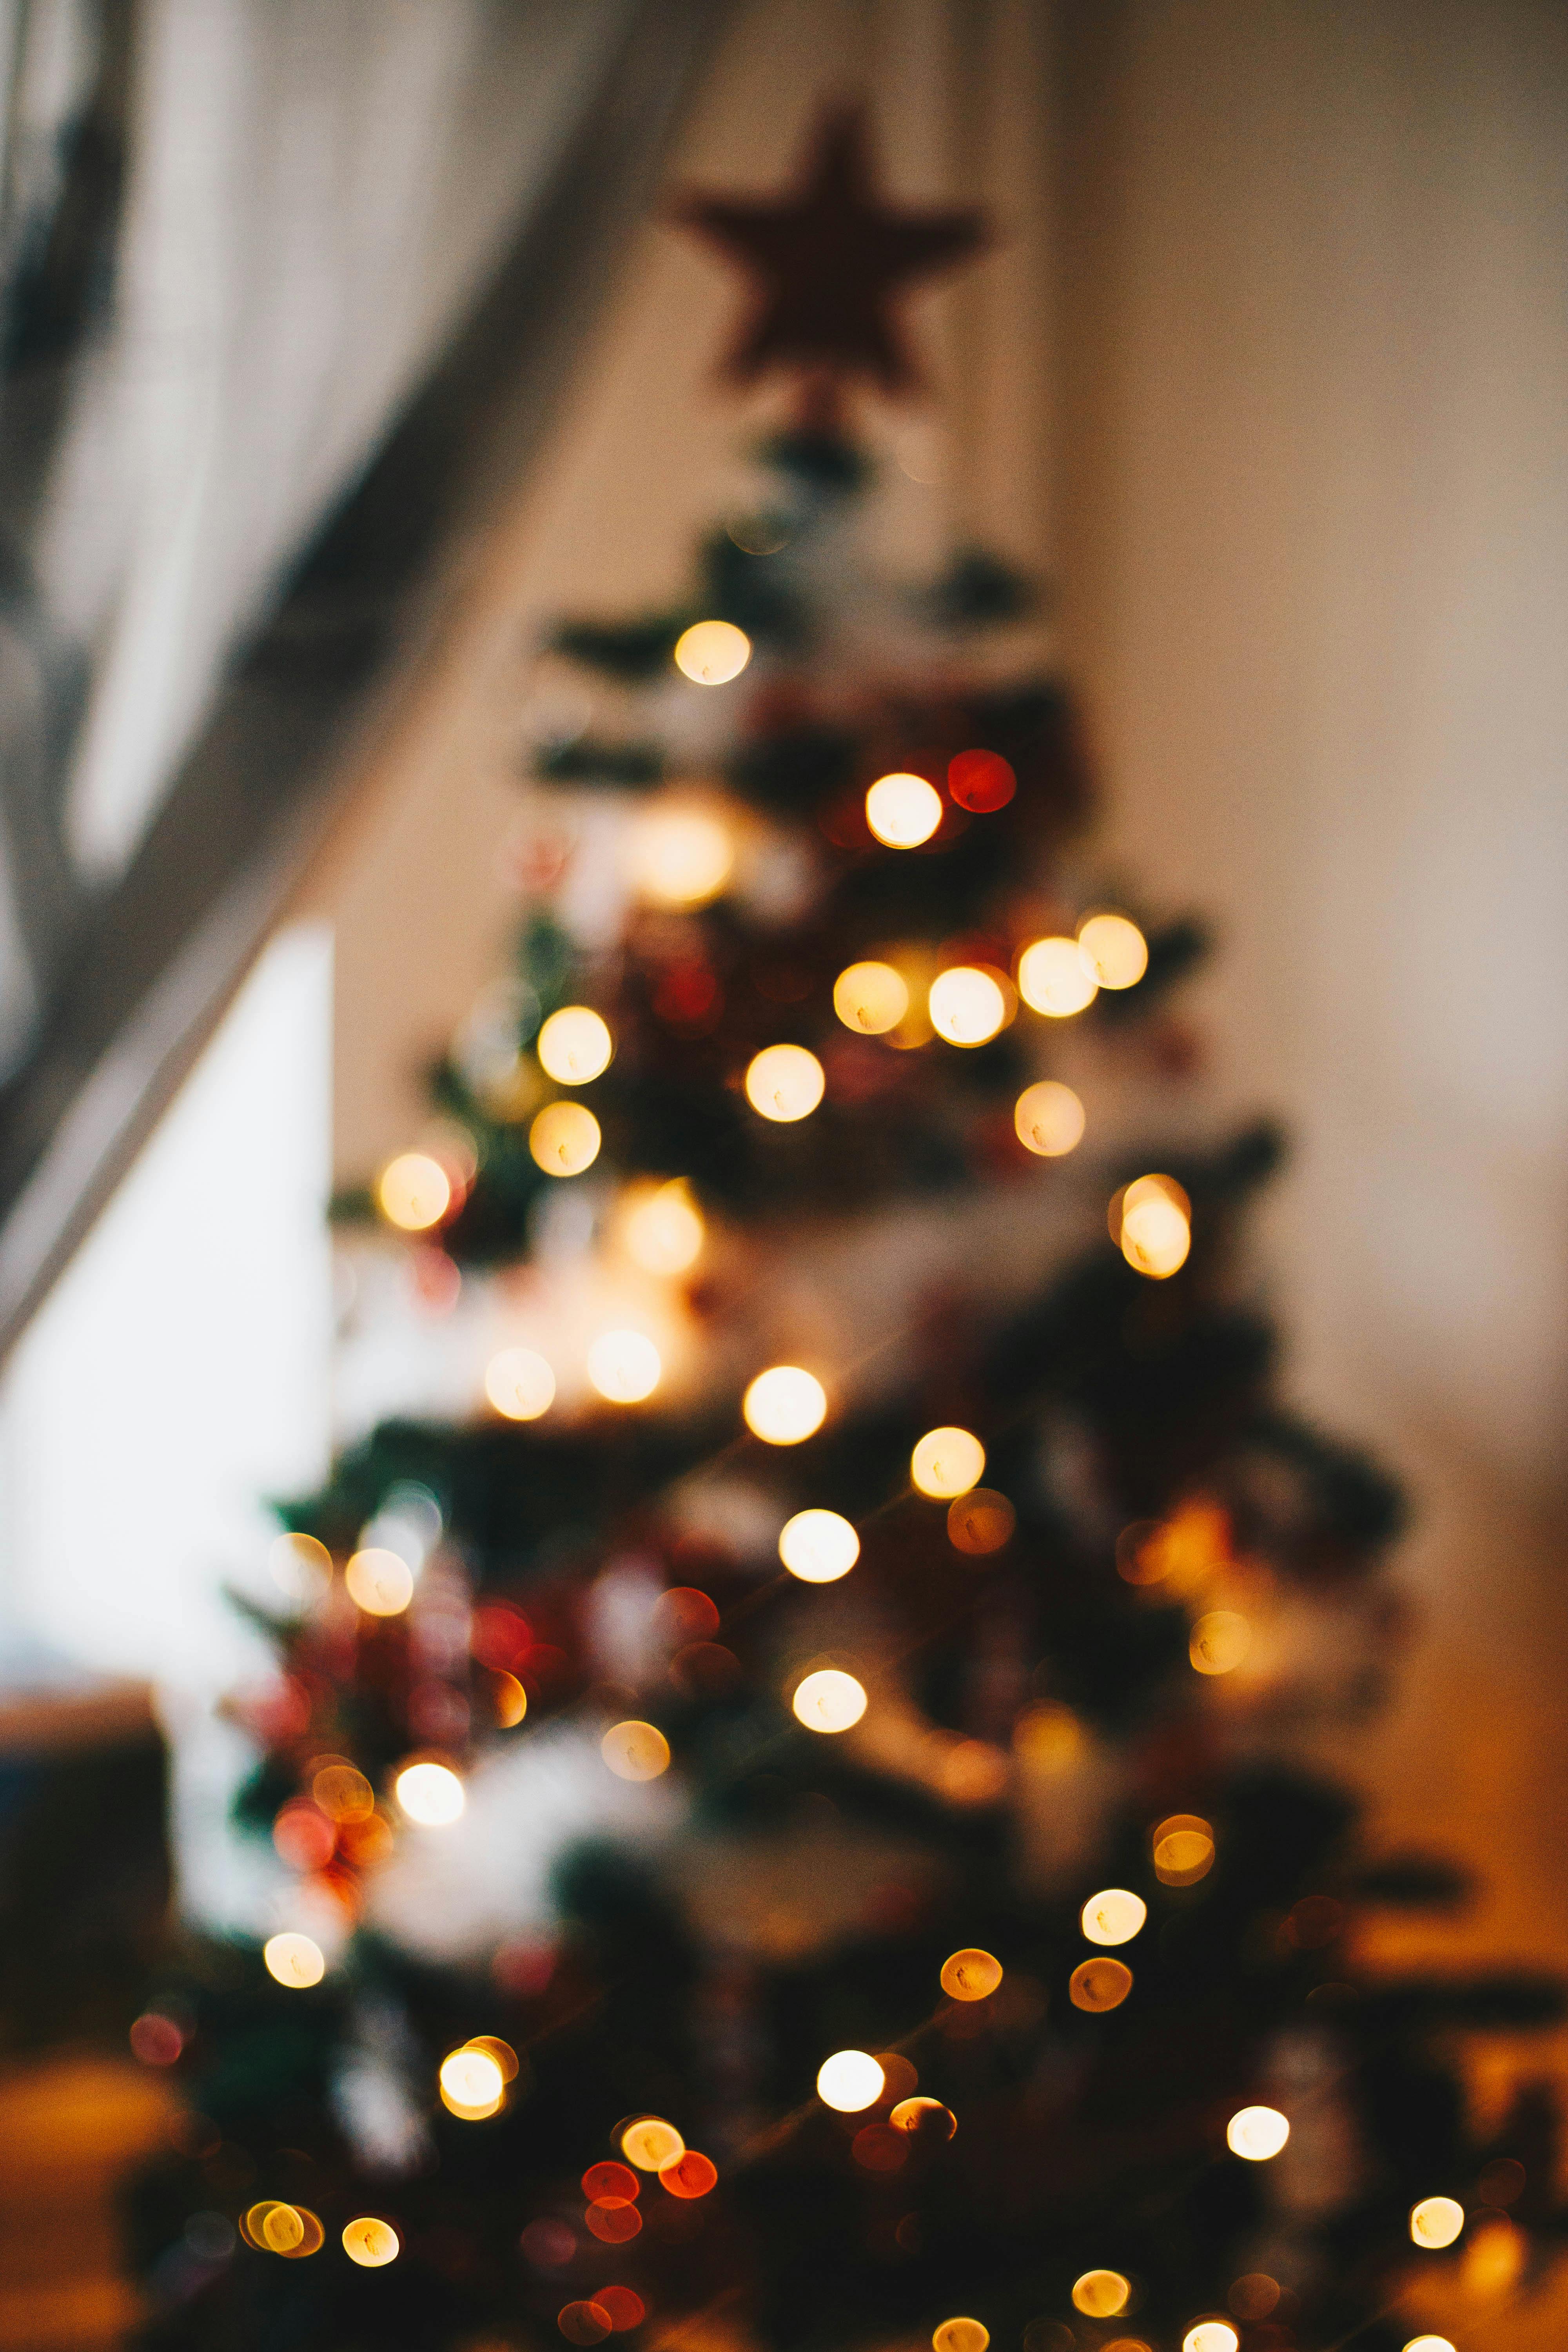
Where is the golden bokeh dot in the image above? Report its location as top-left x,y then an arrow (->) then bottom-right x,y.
345,1547 -> 414,1616
1016,937 -> 1098,1017
261,2203 -> 305,2254
778,1509 -> 859,1582
890,2096 -> 956,2140
792,1669 -> 867,1734
1116,1173 -> 1191,1278
1152,1815 -> 1215,1885
343,2216 -> 400,2267
601,1720 -> 671,1782
743,1365 -> 827,1444
377,1151 -> 452,1232
1014,1080 -> 1086,1157
833,961 -> 909,1034
1410,2196 -> 1465,2249
932,2321 -> 989,2352
911,1427 -> 986,1499
1069,1956 -> 1134,2013
263,1932 -> 325,1989
744,1043 -> 825,1122
628,808 -> 734,906
485,1347 -> 556,1421
941,1947 -> 1004,2002
1183,2326 -> 1239,2352
622,1179 -> 704,1275
537,1007 -> 613,1085
817,2050 -> 885,2112
529,1100 -> 602,1178
674,619 -> 751,684
1227,2105 -> 1290,2161
1072,2271 -> 1132,2319
1078,913 -> 1149,989
621,2115 -> 685,2171
947,1489 -> 1015,1555
1402,2339 -> 1456,2352
928,966 -> 1009,1047
494,1671 -> 528,1728
394,1760 -> 466,1826
586,1330 -> 662,1403
440,2045 -> 506,2118
1190,1610 -> 1252,1676
866,772 -> 943,848
1081,1889 -> 1147,1947
466,2034 -> 520,2083
313,1763 -> 374,1821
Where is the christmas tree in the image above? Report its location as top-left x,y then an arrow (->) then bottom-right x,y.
127,113 -> 1561,2352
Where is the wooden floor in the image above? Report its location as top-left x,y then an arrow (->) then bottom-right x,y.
0,2054 -> 171,2352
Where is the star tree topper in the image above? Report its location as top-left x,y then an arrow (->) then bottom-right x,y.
673,106 -> 988,396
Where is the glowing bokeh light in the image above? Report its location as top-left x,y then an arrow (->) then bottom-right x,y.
1017,937 -> 1098,1017
261,2203 -> 305,2254
343,2217 -> 400,2266
890,2096 -> 956,2140
940,1947 -> 1004,2002
929,966 -> 1009,1047
529,1101 -> 602,1178
779,1508 -> 859,1582
1078,912 -> 1149,988
1014,1080 -> 1086,1157
932,2322 -> 989,2352
674,619 -> 751,684
911,1427 -> 986,1498
1410,2196 -> 1465,2249
1072,2272 -> 1132,2319
485,1347 -> 556,1421
1183,2327 -> 1239,2352
587,1330 -> 662,1403
628,808 -> 733,906
947,1489 -> 1016,1554
1116,1173 -> 1192,1278
377,1151 -> 451,1231
744,1043 -> 825,1122
314,1762 -> 374,1821
792,1669 -> 867,1734
601,1720 -> 671,1782
817,2050 -> 885,2111
597,2288 -> 646,2333
660,2150 -> 718,2198
948,749 -> 1016,811
537,1007 -> 613,1085
743,1365 -> 827,1444
269,1530 -> 330,1602
1152,1815 -> 1215,1885
1070,1957 -> 1134,2012
621,2116 -> 685,2171
440,2045 -> 505,2117
345,1547 -> 414,1616
1227,2105 -> 1290,2160
1191,1610 -> 1251,1675
866,772 -> 943,848
495,1671 -> 528,1728
584,2162 -> 639,2202
586,2200 -> 641,2244
622,1179 -> 704,1275
558,2301 -> 613,2346
1227,2277 -> 1280,2322
833,960 -> 909,1034
1402,2340 -> 1456,2352
1082,1890 -> 1147,1947
395,1760 -> 465,1826
263,1932 -> 325,1989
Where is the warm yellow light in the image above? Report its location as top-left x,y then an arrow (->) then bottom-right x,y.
395,1760 -> 465,1827
940,1948 -> 1003,2002
674,619 -> 751,684
1072,2272 -> 1131,2319
537,1007 -> 613,1085
929,966 -> 1009,1047
529,1100 -> 601,1178
817,2049 -> 885,2111
911,1427 -> 985,1498
1183,2327 -> 1239,2352
263,1932 -> 325,1989
485,1347 -> 556,1421
1191,1610 -> 1250,1675
314,1763 -> 374,1821
269,1530 -> 330,1602
587,1330 -> 662,1403
1078,913 -> 1149,989
621,2116 -> 685,2171
779,1509 -> 859,1582
1227,2105 -> 1290,2160
932,2322 -> 989,2352
947,1489 -> 1016,1554
440,2045 -> 505,2117
1017,937 -> 1098,1017
744,1043 -> 824,1122
345,1547 -> 414,1616
1152,1815 -> 1216,1885
377,1151 -> 451,1231
601,1720 -> 671,1781
622,1179 -> 704,1275
744,1365 -> 827,1444
1069,1956 -> 1133,2012
792,1669 -> 867,1734
1115,1172 -> 1192,1278
1402,2340 -> 1456,2352
495,1673 -> 527,1728
833,961 -> 909,1034
343,2217 -> 399,2267
866,772 -> 943,848
1014,1080 -> 1086,1157
1082,1890 -> 1147,1947
628,807 -> 734,907
261,2203 -> 306,2254
1410,2196 -> 1465,2249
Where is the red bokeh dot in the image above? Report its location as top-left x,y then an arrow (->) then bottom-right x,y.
558,2301 -> 612,2345
272,1802 -> 335,1873
585,2199 -> 642,2244
596,2288 -> 647,2332
948,749 -> 1016,812
129,2013 -> 184,2066
653,1588 -> 721,1645
471,1601 -> 532,1672
582,2161 -> 639,2204
659,2151 -> 718,2200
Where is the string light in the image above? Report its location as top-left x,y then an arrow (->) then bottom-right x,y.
1017,937 -> 1098,1017
817,2050 -> 884,2111
1114,1173 -> 1191,1278
440,2045 -> 505,2119
1191,1610 -> 1251,1675
601,1720 -> 671,1781
1081,1890 -> 1147,1947
345,1547 -> 414,1615
1402,2340 -> 1456,2352
928,966 -> 1009,1046
376,1151 -> 451,1231
792,1669 -> 867,1733
1227,2106 -> 1290,2160
833,960 -> 909,1033
537,1007 -> 613,1084
1152,1814 -> 1215,1884
1072,2272 -> 1131,2318
932,2323 -> 989,2352
866,772 -> 943,847
1078,912 -> 1149,988
1070,1957 -> 1133,2012
1014,1080 -> 1085,1157
621,2116 -> 685,2170
743,1365 -> 827,1443
940,1948 -> 1003,2001
778,1509 -> 859,1581
673,619 -> 751,684
587,1330 -> 662,1403
263,1932 -> 325,1989
1183,2327 -> 1239,2352
1410,2196 -> 1465,2249
485,1347 -> 556,1421
529,1101 -> 602,1177
744,1043 -> 824,1121
621,1179 -> 704,1274
395,1760 -> 465,1826
911,1427 -> 985,1498
628,807 -> 733,906
660,2150 -> 718,2198
342,2217 -> 400,2266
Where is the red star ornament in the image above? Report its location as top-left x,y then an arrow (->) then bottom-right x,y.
673,106 -> 988,396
